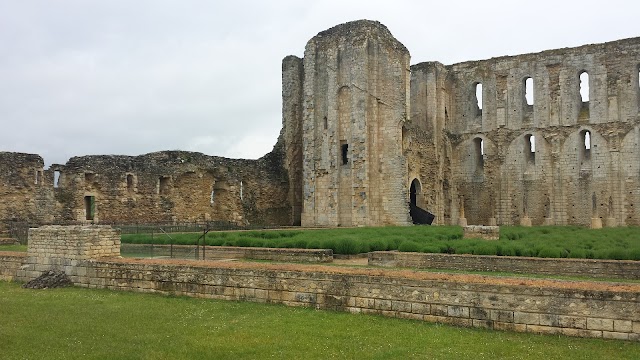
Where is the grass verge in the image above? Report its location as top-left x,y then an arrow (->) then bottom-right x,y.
1,281 -> 638,359
0,244 -> 27,252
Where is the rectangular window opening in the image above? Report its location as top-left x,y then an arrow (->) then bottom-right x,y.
475,83 -> 483,115
126,174 -> 134,192
53,170 -> 61,188
159,177 -> 170,195
35,170 -> 42,185
341,143 -> 349,165
84,196 -> 95,221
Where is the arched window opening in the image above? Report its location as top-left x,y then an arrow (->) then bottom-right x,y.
525,134 -> 535,163
240,180 -> 244,201
584,131 -> 591,150
474,83 -> 483,114
53,170 -> 60,188
524,77 -> 534,105
474,137 -> 484,168
579,71 -> 590,102
581,130 -> 592,162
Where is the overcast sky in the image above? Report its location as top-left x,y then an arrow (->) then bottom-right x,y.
1,1 -> 638,167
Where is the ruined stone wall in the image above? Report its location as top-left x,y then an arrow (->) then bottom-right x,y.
281,55 -> 305,226
369,251 -> 640,280
0,252 -> 26,281
412,37 -> 640,226
0,149 -> 293,227
0,153 -> 47,228
2,252 -> 637,341
301,20 -> 411,227
406,62 -> 455,224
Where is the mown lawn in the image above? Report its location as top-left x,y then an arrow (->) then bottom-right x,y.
0,244 -> 27,252
121,225 -> 640,259
0,281 -> 638,359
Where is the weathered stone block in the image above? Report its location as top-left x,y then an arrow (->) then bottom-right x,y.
587,318 -> 614,331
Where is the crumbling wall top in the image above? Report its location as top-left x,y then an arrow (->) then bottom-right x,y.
307,19 -> 408,54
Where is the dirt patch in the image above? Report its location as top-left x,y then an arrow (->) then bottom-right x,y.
23,270 -> 73,289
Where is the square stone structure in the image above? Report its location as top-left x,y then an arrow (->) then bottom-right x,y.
18,225 -> 120,280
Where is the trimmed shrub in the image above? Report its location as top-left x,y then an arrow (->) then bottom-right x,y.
398,241 -> 421,253
538,247 -> 562,258
420,245 -> 441,254
607,249 -> 627,260
567,249 -> 586,259
367,239 -> 389,252
629,249 -> 640,261
306,240 -> 324,249
473,244 -> 498,256
236,237 -> 253,247
334,238 -> 361,255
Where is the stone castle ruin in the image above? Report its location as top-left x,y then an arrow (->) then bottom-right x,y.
2,20 -> 640,229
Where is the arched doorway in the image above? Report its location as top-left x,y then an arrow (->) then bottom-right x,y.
409,179 -> 435,225
410,178 -> 421,207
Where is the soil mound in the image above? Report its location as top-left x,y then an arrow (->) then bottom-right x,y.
23,270 -> 73,289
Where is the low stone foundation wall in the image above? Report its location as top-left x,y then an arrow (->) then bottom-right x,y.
463,225 -> 499,240
121,244 -> 333,263
0,252 -> 26,281
1,225 -> 639,342
53,258 -> 640,341
368,252 -> 640,280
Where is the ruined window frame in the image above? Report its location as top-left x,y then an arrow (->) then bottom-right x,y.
473,137 -> 484,169
84,172 -> 95,184
580,129 -> 592,163
126,173 -> 135,193
579,70 -> 590,103
35,169 -> 43,185
473,82 -> 483,115
158,176 -> 170,195
524,134 -> 536,164
84,195 -> 95,221
340,142 -> 349,165
524,77 -> 534,106
53,170 -> 61,188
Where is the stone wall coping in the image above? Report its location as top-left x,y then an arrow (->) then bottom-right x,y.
95,257 -> 640,294
0,252 -> 27,258
370,251 -> 640,265
122,244 -> 331,254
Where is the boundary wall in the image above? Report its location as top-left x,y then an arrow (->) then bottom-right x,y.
368,251 -> 640,280
121,244 -> 333,262
0,225 -> 638,341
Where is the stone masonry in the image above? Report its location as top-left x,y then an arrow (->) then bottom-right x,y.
1,20 -> 639,227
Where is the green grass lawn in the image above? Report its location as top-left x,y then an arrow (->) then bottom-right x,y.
0,244 -> 27,252
121,225 -> 640,259
0,281 -> 638,359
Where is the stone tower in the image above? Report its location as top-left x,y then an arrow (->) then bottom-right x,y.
296,20 -> 411,226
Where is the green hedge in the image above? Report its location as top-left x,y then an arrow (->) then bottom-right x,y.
120,225 -> 640,260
